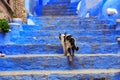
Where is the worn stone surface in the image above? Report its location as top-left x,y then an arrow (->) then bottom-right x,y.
42,3 -> 77,16
0,16 -> 118,54
0,0 -> 27,23
0,70 -> 120,80
0,1 -> 120,79
12,0 -> 27,23
0,54 -> 120,71
0,0 -> 13,20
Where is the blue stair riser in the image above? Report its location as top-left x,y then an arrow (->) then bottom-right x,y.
22,21 -> 116,30
22,25 -> 115,30
33,20 -> 110,26
0,31 -> 20,44
48,74 -> 120,80
47,0 -> 70,4
42,8 -> 76,12
20,30 -> 117,37
42,12 -> 76,15
0,73 -> 119,80
0,43 -> 118,54
33,19 -> 108,26
0,55 -> 120,71
116,30 -> 120,36
33,17 -> 108,23
32,16 -> 107,22
44,3 -> 70,6
10,36 -> 117,44
42,2 -> 76,15
43,5 -> 75,10
43,9 -> 76,14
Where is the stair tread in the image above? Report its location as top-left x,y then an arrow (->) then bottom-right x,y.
0,69 -> 120,76
20,29 -> 115,31
5,54 -> 120,58
2,42 -> 118,45
11,36 -> 117,38
10,36 -> 117,44
20,30 -> 116,34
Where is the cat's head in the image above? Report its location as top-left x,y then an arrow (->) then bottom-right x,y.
59,33 -> 66,41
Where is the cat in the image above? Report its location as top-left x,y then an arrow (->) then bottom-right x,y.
59,33 -> 79,56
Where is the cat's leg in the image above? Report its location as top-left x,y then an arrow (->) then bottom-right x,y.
68,48 -> 71,56
68,48 -> 72,61
63,44 -> 67,56
71,47 -> 75,56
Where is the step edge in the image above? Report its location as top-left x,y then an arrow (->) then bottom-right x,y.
4,54 -> 120,58
0,69 -> 120,76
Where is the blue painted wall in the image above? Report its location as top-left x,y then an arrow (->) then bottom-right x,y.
77,0 -> 104,17
34,0 -> 43,16
102,0 -> 120,19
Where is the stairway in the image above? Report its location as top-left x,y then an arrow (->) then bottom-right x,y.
0,15 -> 120,79
0,1 -> 120,80
1,16 -> 118,54
42,2 -> 77,16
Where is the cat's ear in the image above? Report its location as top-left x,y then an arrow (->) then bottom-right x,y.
59,34 -> 61,40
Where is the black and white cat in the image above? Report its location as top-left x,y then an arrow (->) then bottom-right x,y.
59,33 -> 79,56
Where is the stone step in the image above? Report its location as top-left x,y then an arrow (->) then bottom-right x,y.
116,30 -> 120,36
43,8 -> 76,13
43,7 -> 76,11
33,16 -> 105,22
34,21 -> 109,26
42,9 -> 76,14
10,36 -> 117,44
20,30 -> 116,37
22,24 -> 115,30
47,0 -> 70,4
31,18 -> 112,28
36,15 -> 79,19
33,21 -> 107,26
22,25 -> 42,30
42,3 -> 77,16
32,17 -> 110,25
34,16 -> 99,22
0,69 -> 119,80
33,17 -> 107,24
0,54 -> 120,71
42,12 -> 77,16
0,43 -> 118,54
43,3 -> 71,9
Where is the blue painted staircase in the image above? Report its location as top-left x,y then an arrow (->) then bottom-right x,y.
42,2 -> 77,15
0,1 -> 120,80
1,16 -> 118,54
0,16 -> 120,80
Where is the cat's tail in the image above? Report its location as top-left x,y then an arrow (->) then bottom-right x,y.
75,46 -> 79,51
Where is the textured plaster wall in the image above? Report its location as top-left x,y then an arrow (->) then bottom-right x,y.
0,0 -> 13,20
